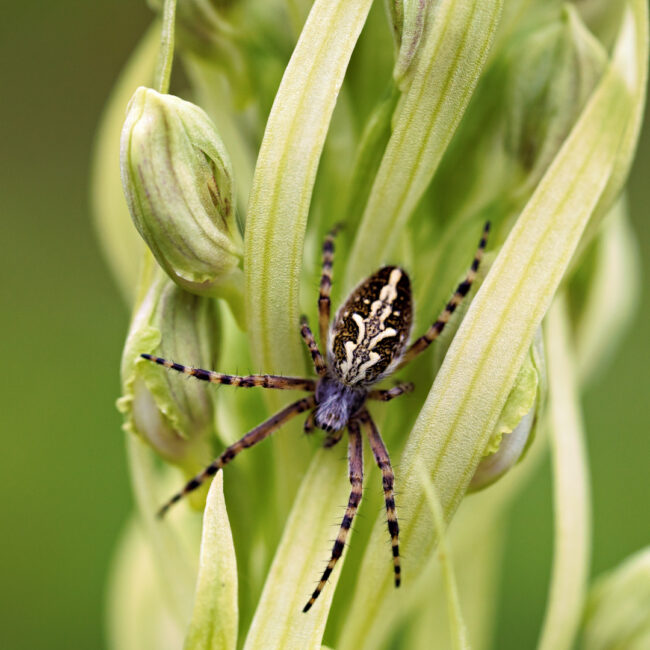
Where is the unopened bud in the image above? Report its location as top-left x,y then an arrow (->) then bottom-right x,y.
470,330 -> 546,491
117,261 -> 219,472
582,548 -> 650,649
390,0 -> 435,88
431,6 -> 608,221
121,87 -> 243,302
501,5 -> 607,186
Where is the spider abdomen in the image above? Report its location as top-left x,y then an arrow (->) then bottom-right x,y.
329,266 -> 412,387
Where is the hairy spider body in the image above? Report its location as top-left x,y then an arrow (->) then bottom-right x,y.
141,221 -> 489,613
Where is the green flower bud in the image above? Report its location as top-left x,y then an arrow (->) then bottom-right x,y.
120,87 -> 244,306
501,5 -> 607,188
582,548 -> 650,649
390,0 -> 434,89
469,336 -> 544,491
117,258 -> 219,473
431,6 -> 608,225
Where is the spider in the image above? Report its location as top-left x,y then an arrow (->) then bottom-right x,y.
141,221 -> 489,613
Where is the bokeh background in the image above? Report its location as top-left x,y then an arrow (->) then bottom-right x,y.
1,2 -> 648,649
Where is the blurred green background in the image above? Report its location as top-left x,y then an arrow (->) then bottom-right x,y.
1,2 -> 648,649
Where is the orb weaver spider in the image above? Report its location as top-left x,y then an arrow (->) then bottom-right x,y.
142,221 -> 489,612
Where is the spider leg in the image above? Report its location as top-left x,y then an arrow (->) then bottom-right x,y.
323,428 -> 345,448
367,382 -> 414,402
303,418 -> 363,613
157,395 -> 316,517
300,316 -> 327,377
304,410 -> 316,434
141,354 -> 316,392
358,409 -> 401,587
318,224 -> 342,349
397,221 -> 490,370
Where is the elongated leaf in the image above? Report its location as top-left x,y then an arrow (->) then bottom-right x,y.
538,296 -> 591,650
338,8 -> 639,645
574,198 -> 640,384
345,0 -> 503,287
244,0 -> 374,375
243,0 -> 373,520
185,472 -> 238,650
244,449 -> 349,650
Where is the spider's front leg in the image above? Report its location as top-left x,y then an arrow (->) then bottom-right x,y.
157,395 -> 316,517
141,354 -> 316,391
397,221 -> 490,370
318,224 -> 342,349
303,418 -> 363,612
300,316 -> 327,377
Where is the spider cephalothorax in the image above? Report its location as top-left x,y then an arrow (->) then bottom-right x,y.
141,222 -> 489,612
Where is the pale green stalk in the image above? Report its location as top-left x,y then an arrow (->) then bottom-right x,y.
339,8 -> 638,643
345,0 -> 503,287
538,295 -> 591,650
417,462 -> 470,650
154,0 -> 177,94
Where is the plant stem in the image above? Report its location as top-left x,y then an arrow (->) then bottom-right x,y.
154,0 -> 177,94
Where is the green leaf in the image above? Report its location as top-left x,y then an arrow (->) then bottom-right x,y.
243,0 -> 374,516
243,450 -> 350,650
538,296 -> 591,650
338,5 -> 639,644
244,0 -> 374,375
573,197 -> 640,385
184,472 -> 238,650
583,0 -> 649,241
345,0 -> 503,287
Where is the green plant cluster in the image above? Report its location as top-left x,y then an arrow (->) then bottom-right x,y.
92,0 -> 649,648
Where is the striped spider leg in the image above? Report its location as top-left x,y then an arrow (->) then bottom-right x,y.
303,418 -> 364,613
396,221 -> 490,370
142,220 -> 489,613
156,394 -> 316,516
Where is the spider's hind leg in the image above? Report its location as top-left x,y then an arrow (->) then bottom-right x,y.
359,409 -> 401,587
303,419 -> 363,612
157,395 -> 316,517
